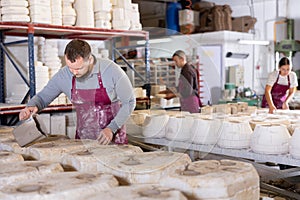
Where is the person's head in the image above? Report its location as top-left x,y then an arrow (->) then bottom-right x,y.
172,50 -> 187,68
64,39 -> 94,78
278,57 -> 291,76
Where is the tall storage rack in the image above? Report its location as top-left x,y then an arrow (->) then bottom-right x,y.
0,22 -> 150,103
118,59 -> 177,88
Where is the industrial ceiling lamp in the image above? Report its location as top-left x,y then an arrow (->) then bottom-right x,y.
238,39 -> 270,45
226,52 -> 249,59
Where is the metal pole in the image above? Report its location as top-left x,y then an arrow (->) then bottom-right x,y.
0,32 -> 4,103
287,18 -> 294,40
144,32 -> 151,104
111,38 -> 115,61
28,25 -> 35,98
144,32 -> 150,86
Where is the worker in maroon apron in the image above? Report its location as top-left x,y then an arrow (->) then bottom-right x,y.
71,73 -> 127,144
177,74 -> 201,113
261,57 -> 298,114
19,39 -> 134,145
159,50 -> 201,113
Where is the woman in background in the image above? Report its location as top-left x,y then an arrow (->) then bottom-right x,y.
262,57 -> 298,114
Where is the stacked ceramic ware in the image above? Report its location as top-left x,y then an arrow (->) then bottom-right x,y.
28,0 -> 52,24
32,61 -> 49,93
91,42 -> 110,59
62,0 -> 76,26
0,0 -> 30,22
37,37 -> 45,62
51,0 -> 62,25
251,124 -> 290,155
190,117 -> 222,145
111,0 -> 131,30
93,0 -> 112,29
165,116 -> 194,141
74,0 -> 94,27
217,120 -> 253,149
290,126 -> 300,159
129,3 -> 142,30
41,40 -> 61,78
41,39 -> 62,78
111,0 -> 143,30
39,39 -> 66,104
142,114 -> 169,138
91,44 -> 102,59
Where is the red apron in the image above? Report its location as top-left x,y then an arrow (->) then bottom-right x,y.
180,96 -> 200,113
71,73 -> 127,144
178,77 -> 200,113
262,74 -> 290,109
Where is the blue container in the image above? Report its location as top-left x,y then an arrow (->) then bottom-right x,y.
166,2 -> 182,35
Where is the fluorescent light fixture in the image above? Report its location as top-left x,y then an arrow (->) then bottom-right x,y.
238,39 -> 270,45
137,38 -> 172,45
226,52 -> 249,59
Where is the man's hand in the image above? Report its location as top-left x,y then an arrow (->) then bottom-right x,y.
19,106 -> 38,120
165,92 -> 176,100
158,90 -> 168,94
97,128 -> 114,145
159,89 -> 176,100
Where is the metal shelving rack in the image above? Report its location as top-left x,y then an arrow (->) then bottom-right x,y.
0,22 -> 150,103
117,59 -> 177,88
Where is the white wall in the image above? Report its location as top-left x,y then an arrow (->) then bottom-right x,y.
146,0 -> 300,95
207,0 -> 300,95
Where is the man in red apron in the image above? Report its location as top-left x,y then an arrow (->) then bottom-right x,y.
71,72 -> 127,144
160,50 -> 202,113
19,39 -> 135,144
261,57 -> 297,114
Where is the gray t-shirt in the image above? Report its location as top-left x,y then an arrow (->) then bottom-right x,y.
27,58 -> 136,133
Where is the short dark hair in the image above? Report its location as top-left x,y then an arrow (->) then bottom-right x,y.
64,39 -> 91,63
278,57 -> 290,68
172,50 -> 186,59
